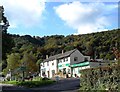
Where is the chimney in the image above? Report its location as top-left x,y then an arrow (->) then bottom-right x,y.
46,55 -> 48,59
62,50 -> 64,54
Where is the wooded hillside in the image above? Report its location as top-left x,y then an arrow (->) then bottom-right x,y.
11,29 -> 120,60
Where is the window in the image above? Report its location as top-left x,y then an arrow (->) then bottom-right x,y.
42,69 -> 46,76
84,57 -> 88,61
52,70 -> 55,76
59,70 -> 62,72
74,57 -> 78,61
43,63 -> 45,67
63,68 -> 66,74
58,59 -> 62,63
42,71 -> 45,76
65,57 -> 68,62
68,69 -> 70,74
63,58 -> 65,62
52,62 -> 54,66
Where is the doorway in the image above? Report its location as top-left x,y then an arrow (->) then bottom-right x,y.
47,71 -> 50,78
52,70 -> 55,77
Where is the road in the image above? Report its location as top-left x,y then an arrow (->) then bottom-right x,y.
1,78 -> 80,92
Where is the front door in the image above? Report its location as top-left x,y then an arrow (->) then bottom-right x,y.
47,71 -> 50,78
52,70 -> 55,77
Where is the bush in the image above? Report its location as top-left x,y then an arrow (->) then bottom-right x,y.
80,64 -> 120,91
32,76 -> 42,81
17,80 -> 55,88
42,77 -> 50,80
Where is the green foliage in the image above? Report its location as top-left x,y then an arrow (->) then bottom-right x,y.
3,52 -> 38,78
3,22 -> 119,75
32,76 -> 43,81
18,80 -> 55,88
6,53 -> 21,70
20,52 -> 38,75
1,6 -> 14,70
80,65 -> 120,91
3,53 -> 21,75
9,29 -> 119,61
2,79 -> 55,88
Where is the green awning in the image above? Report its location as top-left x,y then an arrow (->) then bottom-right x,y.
70,62 -> 89,67
58,63 -> 70,67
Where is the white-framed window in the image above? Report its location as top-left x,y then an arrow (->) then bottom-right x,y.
43,63 -> 45,67
63,58 -> 65,62
74,57 -> 78,62
58,59 -> 62,63
65,57 -> 68,62
84,57 -> 88,61
63,68 -> 66,74
68,69 -> 70,74
52,62 -> 54,66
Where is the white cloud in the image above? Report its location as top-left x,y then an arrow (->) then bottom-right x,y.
0,0 -> 46,28
54,1 -> 118,34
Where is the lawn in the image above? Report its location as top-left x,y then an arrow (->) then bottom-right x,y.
1,77 -> 56,88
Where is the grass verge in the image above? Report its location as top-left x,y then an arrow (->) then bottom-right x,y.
1,79 -> 55,88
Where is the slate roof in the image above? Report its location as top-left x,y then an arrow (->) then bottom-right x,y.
43,49 -> 77,62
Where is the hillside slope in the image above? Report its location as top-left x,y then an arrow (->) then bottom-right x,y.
11,29 -> 120,60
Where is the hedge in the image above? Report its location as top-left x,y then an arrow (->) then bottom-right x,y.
80,64 -> 120,91
2,78 -> 55,88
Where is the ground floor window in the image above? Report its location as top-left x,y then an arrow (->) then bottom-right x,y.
59,69 -> 62,72
42,71 -> 45,76
63,68 -> 66,74
68,69 -> 70,74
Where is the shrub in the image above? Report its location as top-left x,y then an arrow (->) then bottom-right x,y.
16,80 -> 55,88
80,64 -> 120,91
32,76 -> 42,81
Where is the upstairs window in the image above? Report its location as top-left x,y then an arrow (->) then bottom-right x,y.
63,58 -> 65,62
43,63 -> 45,67
74,57 -> 78,62
52,62 -> 54,66
58,59 -> 62,63
84,57 -> 88,61
65,57 -> 68,62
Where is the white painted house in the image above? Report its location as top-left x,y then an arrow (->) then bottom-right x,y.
40,49 -> 91,78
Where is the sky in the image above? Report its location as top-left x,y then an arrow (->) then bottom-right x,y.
0,0 -> 119,37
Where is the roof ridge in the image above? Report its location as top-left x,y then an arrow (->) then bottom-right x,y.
43,49 -> 78,62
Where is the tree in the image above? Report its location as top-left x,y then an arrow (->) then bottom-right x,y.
3,53 -> 21,75
36,59 -> 43,76
0,6 -> 14,63
112,47 -> 120,65
21,52 -> 38,76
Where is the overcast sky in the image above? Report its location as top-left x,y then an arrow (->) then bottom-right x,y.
0,0 -> 118,37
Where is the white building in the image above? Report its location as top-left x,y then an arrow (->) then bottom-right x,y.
40,49 -> 92,78
40,49 -> 110,78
